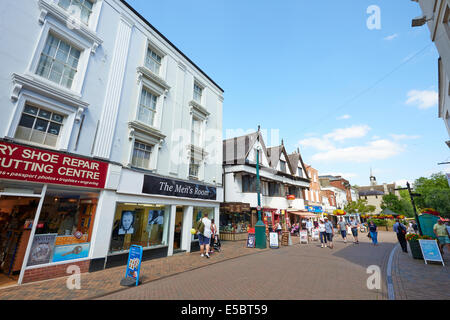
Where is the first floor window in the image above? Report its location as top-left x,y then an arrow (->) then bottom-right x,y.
242,175 -> 256,193
36,33 -> 81,89
145,47 -> 162,75
132,141 -> 153,169
191,117 -> 202,147
15,104 -> 64,147
189,157 -> 200,178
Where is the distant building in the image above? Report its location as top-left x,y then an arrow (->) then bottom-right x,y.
319,176 -> 349,210
357,172 -> 399,214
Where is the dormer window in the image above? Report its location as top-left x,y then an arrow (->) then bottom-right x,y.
298,167 -> 303,178
280,160 -> 286,173
58,0 -> 94,25
145,47 -> 162,75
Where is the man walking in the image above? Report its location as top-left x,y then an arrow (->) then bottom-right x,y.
306,218 -> 313,241
349,217 -> 359,244
198,212 -> 212,258
324,217 -> 334,249
393,219 -> 408,253
337,217 -> 348,243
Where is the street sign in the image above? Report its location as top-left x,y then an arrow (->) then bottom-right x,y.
269,232 -> 279,249
419,240 -> 444,266
300,230 -> 308,244
256,206 -> 261,211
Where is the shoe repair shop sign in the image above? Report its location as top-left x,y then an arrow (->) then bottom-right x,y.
124,245 -> 143,286
142,175 -> 217,200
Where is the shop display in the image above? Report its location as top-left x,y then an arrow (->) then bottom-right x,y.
27,234 -> 57,266
52,242 -> 90,262
118,211 -> 135,235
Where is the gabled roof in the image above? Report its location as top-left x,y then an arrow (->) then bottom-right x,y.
223,130 -> 268,164
267,143 -> 296,175
288,152 -> 310,180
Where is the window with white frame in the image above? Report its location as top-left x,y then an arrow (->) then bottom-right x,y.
137,87 -> 158,126
279,160 -> 286,173
58,0 -> 95,25
36,33 -> 81,89
189,157 -> 200,178
131,141 -> 153,169
14,104 -> 64,147
193,83 -> 203,103
145,47 -> 162,75
191,117 -> 202,147
297,167 -> 303,177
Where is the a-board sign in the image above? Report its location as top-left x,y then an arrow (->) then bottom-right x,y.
125,245 -> 143,285
300,230 -> 308,244
419,239 -> 445,266
247,233 -> 255,248
269,232 -> 279,248
312,228 -> 319,241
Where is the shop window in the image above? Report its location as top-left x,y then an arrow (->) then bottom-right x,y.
219,212 -> 251,234
109,203 -> 169,254
14,104 -> 64,147
27,188 -> 99,267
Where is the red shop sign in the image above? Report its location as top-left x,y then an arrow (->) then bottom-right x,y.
0,141 -> 108,188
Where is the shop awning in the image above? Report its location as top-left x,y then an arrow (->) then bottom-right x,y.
287,210 -> 317,218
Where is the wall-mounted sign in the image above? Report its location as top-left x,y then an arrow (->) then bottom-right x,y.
142,175 -> 216,200
0,141 -> 108,188
419,239 -> 444,266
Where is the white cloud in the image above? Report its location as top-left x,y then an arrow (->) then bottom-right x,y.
390,134 -> 421,140
405,90 -> 438,109
311,139 -> 404,163
298,137 -> 335,151
324,125 -> 371,141
384,33 -> 398,41
372,135 -> 380,140
394,179 -> 409,187
337,114 -> 351,120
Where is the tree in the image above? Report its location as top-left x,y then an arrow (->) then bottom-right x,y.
380,193 -> 414,217
345,199 -> 376,214
414,173 -> 450,218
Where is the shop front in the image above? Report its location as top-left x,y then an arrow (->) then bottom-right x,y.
0,140 -> 108,285
219,202 -> 251,241
96,171 -> 221,270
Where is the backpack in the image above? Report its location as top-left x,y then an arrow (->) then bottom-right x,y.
194,219 -> 205,234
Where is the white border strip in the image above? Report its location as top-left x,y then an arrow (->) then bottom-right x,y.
386,243 -> 399,300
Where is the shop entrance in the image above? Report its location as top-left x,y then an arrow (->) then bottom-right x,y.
173,206 -> 183,252
0,196 -> 40,288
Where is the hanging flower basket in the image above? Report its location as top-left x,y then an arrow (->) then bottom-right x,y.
286,195 -> 296,200
397,215 -> 405,219
333,209 -> 346,216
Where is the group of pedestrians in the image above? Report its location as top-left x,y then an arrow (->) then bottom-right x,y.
195,212 -> 220,258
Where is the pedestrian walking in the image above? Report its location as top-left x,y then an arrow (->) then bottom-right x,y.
349,217 -> 359,244
209,219 -> 218,254
368,221 -> 378,246
275,220 -> 282,242
393,219 -> 408,253
306,218 -> 313,241
197,212 -> 212,258
318,219 -> 327,248
407,221 -> 415,234
433,218 -> 450,256
324,217 -> 334,249
337,217 -> 348,243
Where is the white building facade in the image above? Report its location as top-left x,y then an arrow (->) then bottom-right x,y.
412,0 -> 450,143
0,0 -> 223,285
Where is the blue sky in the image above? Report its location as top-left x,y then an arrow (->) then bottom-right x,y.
127,0 -> 449,186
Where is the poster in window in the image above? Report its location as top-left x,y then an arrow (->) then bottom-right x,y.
118,211 -> 135,235
27,233 -> 57,266
52,243 -> 90,262
147,210 -> 164,226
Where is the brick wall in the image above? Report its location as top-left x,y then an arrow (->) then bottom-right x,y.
22,260 -> 90,284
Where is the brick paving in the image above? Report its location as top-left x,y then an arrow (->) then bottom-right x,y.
99,231 -> 398,300
392,241 -> 450,300
0,240 -> 269,300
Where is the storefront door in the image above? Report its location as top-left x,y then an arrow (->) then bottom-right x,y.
173,206 -> 183,251
0,195 -> 40,287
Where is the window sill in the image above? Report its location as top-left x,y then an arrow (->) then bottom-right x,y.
137,66 -> 170,94
189,100 -> 209,120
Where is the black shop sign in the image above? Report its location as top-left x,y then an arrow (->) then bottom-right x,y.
142,175 -> 217,200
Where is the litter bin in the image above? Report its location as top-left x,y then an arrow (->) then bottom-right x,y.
417,213 -> 439,238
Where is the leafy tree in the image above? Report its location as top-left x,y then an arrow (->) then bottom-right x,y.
414,173 -> 450,218
380,193 -> 414,217
345,199 -> 376,214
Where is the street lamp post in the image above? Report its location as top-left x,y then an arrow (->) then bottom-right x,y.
255,147 -> 267,248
